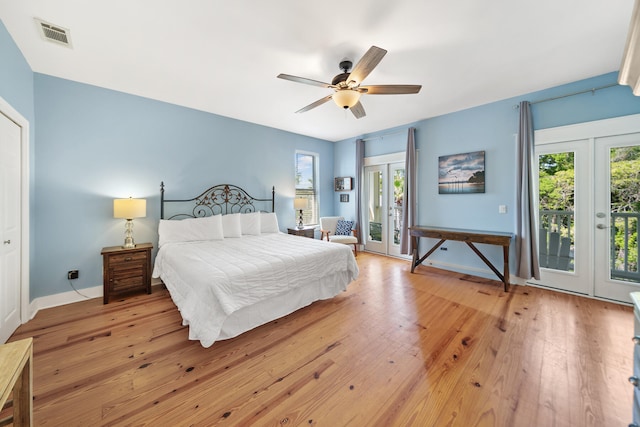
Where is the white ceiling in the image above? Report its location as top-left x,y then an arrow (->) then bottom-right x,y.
0,0 -> 635,141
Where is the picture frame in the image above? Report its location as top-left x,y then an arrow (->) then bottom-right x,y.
340,194 -> 349,203
438,151 -> 485,194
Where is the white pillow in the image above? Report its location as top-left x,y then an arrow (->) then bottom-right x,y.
158,215 -> 224,247
240,212 -> 261,235
260,212 -> 280,233
221,213 -> 242,238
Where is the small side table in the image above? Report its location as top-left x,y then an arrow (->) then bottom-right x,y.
0,337 -> 33,427
287,226 -> 315,239
101,243 -> 153,304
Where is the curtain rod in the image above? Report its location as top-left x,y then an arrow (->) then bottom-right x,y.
361,129 -> 407,142
514,83 -> 618,108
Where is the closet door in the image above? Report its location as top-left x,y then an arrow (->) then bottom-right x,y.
0,111 -> 21,343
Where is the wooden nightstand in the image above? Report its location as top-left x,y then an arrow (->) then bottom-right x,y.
287,226 -> 315,238
101,243 -> 153,304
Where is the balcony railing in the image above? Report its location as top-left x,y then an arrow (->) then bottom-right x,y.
611,212 -> 639,282
539,209 -> 640,282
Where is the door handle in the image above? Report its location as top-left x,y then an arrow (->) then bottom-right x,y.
596,224 -> 607,229
3,240 -> 9,244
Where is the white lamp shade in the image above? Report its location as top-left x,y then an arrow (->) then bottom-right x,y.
294,198 -> 307,210
114,198 -> 146,219
333,90 -> 361,109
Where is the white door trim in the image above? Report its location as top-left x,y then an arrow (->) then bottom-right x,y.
0,95 -> 30,325
536,113 -> 640,144
364,151 -> 405,166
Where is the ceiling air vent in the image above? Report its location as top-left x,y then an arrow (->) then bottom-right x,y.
35,18 -> 72,48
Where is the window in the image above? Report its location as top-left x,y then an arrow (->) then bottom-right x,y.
295,151 -> 319,225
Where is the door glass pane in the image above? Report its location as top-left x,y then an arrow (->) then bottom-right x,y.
295,152 -> 318,225
538,152 -> 575,272
368,170 -> 383,243
392,168 -> 405,246
610,145 -> 640,283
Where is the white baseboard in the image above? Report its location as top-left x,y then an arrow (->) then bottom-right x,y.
27,278 -> 165,321
28,285 -> 102,320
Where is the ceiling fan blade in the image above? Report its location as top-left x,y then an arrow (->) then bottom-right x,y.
359,85 -> 422,94
348,46 -> 387,86
277,73 -> 334,88
350,101 -> 366,119
295,95 -> 333,113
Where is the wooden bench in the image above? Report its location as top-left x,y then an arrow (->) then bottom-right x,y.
0,338 -> 33,427
409,226 -> 513,291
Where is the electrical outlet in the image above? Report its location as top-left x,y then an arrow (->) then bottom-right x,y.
67,270 -> 79,280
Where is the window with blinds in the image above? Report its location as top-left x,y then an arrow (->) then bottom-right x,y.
295,151 -> 318,225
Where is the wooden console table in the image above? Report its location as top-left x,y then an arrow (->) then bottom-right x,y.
409,226 -> 513,291
0,337 -> 33,426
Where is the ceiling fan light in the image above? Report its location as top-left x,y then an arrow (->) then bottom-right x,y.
333,90 -> 361,109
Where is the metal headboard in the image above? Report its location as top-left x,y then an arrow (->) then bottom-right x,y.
160,182 -> 275,219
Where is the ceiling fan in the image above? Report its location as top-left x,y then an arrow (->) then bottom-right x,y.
277,46 -> 421,119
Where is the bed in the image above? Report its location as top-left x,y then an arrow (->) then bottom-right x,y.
152,182 -> 359,348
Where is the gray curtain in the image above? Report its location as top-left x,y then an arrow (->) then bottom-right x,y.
355,138 -> 364,243
516,101 -> 541,279
400,127 -> 416,254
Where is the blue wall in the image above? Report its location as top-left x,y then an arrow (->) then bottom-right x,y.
31,75 -> 335,298
0,20 -> 36,295
334,72 -> 640,278
0,23 -> 33,120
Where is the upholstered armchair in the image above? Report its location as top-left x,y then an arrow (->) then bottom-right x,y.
319,216 -> 358,256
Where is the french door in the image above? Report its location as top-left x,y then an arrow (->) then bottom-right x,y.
532,122 -> 640,303
532,141 -> 592,295
594,133 -> 640,302
363,162 -> 406,257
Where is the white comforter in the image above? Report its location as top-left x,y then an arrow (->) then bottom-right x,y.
152,233 -> 359,347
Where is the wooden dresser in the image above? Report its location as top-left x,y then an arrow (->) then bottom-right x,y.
101,243 -> 153,304
631,292 -> 640,426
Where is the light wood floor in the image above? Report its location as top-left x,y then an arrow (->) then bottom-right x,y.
5,252 -> 634,426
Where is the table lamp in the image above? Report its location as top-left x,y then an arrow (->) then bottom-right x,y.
294,198 -> 307,229
113,198 -> 146,248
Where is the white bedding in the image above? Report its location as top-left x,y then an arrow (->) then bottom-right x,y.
152,233 -> 359,347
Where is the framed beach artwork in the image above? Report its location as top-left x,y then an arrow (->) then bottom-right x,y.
438,151 -> 485,194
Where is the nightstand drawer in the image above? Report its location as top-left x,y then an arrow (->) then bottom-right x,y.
109,252 -> 148,264
109,272 -> 145,293
109,263 -> 144,280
